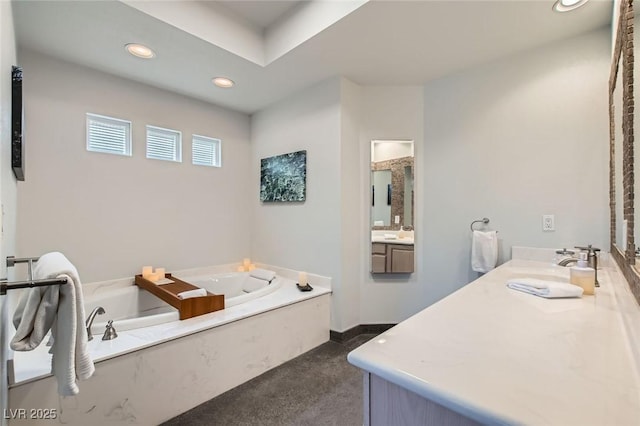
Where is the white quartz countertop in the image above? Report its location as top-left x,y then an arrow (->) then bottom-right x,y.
348,257 -> 640,425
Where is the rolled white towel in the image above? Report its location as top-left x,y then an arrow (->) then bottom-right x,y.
249,268 -> 276,283
243,276 -> 269,293
177,288 -> 207,299
506,278 -> 583,299
384,234 -> 397,240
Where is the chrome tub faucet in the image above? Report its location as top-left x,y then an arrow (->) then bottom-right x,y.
85,306 -> 105,341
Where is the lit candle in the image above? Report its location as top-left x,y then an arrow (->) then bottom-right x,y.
243,258 -> 251,268
156,268 -> 165,279
249,264 -> 256,271
147,272 -> 158,282
298,272 -> 307,285
142,266 -> 153,278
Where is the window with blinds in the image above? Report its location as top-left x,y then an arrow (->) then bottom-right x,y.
192,135 -> 221,167
86,113 -> 132,156
146,125 -> 182,162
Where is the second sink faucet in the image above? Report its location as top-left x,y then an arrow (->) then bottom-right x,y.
556,245 -> 601,287
85,306 -> 105,341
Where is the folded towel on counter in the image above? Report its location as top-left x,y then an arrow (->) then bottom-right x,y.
384,234 -> 397,240
243,276 -> 270,293
471,230 -> 498,273
249,268 -> 276,283
506,278 -> 583,299
11,252 -> 94,396
177,288 -> 207,299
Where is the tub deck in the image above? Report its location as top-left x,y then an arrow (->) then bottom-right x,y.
10,269 -> 331,386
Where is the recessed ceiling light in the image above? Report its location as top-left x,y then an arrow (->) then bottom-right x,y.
552,0 -> 590,12
212,77 -> 235,88
125,43 -> 155,59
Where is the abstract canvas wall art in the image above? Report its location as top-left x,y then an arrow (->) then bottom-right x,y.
260,150 -> 306,202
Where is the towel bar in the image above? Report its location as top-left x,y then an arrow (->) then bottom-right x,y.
1,255 -> 68,295
0,277 -> 68,295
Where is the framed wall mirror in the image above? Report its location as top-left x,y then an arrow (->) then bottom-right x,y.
370,140 -> 415,274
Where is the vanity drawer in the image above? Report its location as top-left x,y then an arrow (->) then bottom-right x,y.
372,243 -> 387,254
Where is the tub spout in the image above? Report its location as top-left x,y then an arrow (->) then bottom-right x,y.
85,306 -> 105,341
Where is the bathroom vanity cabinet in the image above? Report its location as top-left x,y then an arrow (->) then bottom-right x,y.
371,243 -> 414,273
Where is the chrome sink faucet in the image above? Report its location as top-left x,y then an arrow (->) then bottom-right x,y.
555,245 -> 601,287
557,257 -> 579,267
85,306 -> 105,341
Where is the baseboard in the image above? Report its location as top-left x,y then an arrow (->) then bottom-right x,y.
330,324 -> 396,343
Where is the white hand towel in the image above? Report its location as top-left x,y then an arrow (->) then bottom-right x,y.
506,278 -> 583,299
177,288 -> 207,299
11,252 -> 94,396
471,230 -> 498,273
243,276 -> 269,293
249,268 -> 276,283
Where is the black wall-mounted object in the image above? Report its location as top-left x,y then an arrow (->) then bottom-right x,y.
12,65 -> 24,181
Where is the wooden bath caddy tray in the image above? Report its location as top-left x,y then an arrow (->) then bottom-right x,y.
134,273 -> 224,320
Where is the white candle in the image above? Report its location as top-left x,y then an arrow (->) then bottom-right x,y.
156,268 -> 165,279
249,263 -> 256,271
148,272 -> 158,282
243,258 -> 251,268
298,272 -> 307,285
142,266 -> 153,278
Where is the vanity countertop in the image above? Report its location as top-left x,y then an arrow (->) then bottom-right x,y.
348,256 -> 640,425
371,236 -> 414,245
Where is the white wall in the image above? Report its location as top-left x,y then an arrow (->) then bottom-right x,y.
0,1 -> 18,423
422,28 -> 610,306
17,51 -> 252,283
339,78 -> 362,332
358,86 -> 426,324
250,78 -> 350,330
371,140 -> 413,162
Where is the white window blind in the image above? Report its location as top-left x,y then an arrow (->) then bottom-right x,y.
192,135 -> 221,167
146,125 -> 182,162
86,113 -> 131,156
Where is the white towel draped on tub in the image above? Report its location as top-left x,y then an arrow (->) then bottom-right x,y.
471,230 -> 498,273
10,252 -> 94,396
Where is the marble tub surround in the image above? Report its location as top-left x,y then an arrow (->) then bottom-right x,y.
8,264 -> 331,425
10,264 -> 331,385
348,249 -> 640,425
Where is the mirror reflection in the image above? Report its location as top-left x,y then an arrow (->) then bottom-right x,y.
615,51 -> 624,252
635,10 -> 640,269
370,140 -> 415,274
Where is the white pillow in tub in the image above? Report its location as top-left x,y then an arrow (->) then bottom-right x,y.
243,276 -> 269,293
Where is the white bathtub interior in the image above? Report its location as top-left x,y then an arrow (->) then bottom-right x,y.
87,272 -> 282,334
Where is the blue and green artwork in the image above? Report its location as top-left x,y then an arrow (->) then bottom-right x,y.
260,150 -> 307,202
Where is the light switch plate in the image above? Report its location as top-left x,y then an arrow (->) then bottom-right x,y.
542,214 -> 555,232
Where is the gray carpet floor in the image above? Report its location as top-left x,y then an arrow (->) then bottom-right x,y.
162,334 -> 375,426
